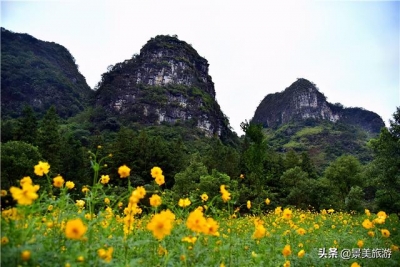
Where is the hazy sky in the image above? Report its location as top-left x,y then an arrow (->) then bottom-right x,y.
2,0 -> 399,135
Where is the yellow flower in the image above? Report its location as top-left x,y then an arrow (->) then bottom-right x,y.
282,208 -> 292,220
0,190 -> 7,197
100,175 -> 110,184
282,245 -> 291,257
130,186 -> 146,204
10,183 -> 40,205
186,209 -> 207,233
34,161 -> 50,176
357,240 -> 364,248
77,256 -> 84,262
65,218 -> 87,240
240,174 -> 244,179
351,262 -> 361,267
201,193 -> 208,202
146,209 -> 175,240
151,166 -> 163,178
253,224 -> 266,239
104,197 -> 110,205
97,247 -> 113,263
327,208 -> 334,214
365,209 -> 371,216
1,237 -> 9,245
275,206 -> 282,215
65,181 -> 75,189
368,231 -> 375,237
297,249 -> 305,258
20,176 -> 33,186
377,211 -> 387,219
155,174 -> 165,186
283,260 -> 291,267
381,229 -> 390,238
374,217 -> 385,224
265,198 -> 270,205
182,236 -> 197,244
296,228 -> 306,235
48,205 -> 53,211
21,250 -> 31,261
362,219 -> 374,229
247,200 -> 251,209
82,186 -> 90,193
203,217 -> 219,236
150,194 -> 162,207
53,175 -> 65,188
75,200 -> 85,208
220,185 -> 231,202
179,198 -> 191,208
118,165 -> 131,178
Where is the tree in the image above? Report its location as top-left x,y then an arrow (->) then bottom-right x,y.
37,106 -> 62,173
173,154 -> 208,196
15,105 -> 38,145
1,141 -> 42,188
369,107 -> 400,213
324,155 -> 362,208
300,152 -> 318,179
280,166 -> 311,208
203,136 -> 240,179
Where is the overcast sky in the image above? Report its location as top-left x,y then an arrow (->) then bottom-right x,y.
2,0 -> 399,135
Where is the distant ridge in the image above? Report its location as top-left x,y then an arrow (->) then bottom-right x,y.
252,78 -> 384,133
1,28 -> 92,118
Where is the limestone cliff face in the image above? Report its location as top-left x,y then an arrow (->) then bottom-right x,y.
94,35 -> 233,139
252,78 -> 384,133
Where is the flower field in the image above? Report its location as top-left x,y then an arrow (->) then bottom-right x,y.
1,159 -> 399,267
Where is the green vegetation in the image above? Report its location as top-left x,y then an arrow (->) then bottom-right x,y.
1,31 -> 399,266
1,28 -> 92,119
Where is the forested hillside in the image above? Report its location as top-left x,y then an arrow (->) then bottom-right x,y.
1,30 -> 398,214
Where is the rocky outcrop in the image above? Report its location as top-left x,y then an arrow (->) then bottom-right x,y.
94,35 -> 233,139
252,78 -> 384,133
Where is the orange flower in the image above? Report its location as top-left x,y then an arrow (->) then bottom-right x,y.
53,175 -> 65,188
65,218 -> 87,240
282,245 -> 292,257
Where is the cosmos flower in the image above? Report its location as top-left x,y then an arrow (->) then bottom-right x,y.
53,175 -> 65,188
381,229 -> 390,238
282,245 -> 292,257
10,183 -> 40,205
151,166 -> 163,178
150,194 -> 162,207
247,201 -> 251,209
65,218 -> 87,240
297,249 -> 305,258
146,209 -> 175,240
118,165 -> 131,178
100,175 -> 110,184
179,198 -> 191,208
65,181 -> 75,189
34,161 -> 50,176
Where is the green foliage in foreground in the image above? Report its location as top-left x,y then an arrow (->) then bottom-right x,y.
1,177 -> 399,267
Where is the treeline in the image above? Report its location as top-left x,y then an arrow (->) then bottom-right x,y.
1,106 -> 399,214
